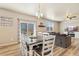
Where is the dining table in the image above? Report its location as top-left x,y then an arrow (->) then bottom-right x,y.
26,35 -> 54,56
26,36 -> 42,56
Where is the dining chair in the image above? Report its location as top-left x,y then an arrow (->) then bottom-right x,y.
20,35 -> 29,56
33,34 -> 56,56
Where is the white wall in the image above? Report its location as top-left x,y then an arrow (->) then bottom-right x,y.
0,8 -> 37,45
0,8 -> 60,45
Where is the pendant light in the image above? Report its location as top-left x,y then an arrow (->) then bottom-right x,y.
36,3 -> 44,19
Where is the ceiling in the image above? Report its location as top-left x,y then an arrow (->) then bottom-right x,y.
0,3 -> 79,21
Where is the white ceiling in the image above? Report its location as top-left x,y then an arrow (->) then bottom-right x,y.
0,3 -> 79,21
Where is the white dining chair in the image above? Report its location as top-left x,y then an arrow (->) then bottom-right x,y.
20,40 -> 27,56
20,33 -> 30,56
34,34 -> 56,56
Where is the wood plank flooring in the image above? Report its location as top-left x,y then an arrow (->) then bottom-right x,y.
54,38 -> 79,56
0,38 -> 79,56
0,42 -> 21,56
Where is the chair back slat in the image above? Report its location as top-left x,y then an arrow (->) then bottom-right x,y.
44,40 -> 54,44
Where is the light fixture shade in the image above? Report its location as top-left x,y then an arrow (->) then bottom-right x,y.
36,12 -> 44,19
36,3 -> 44,19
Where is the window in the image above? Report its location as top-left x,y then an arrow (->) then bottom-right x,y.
45,20 -> 54,32
20,21 -> 36,36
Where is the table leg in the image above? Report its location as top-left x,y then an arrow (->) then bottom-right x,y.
29,46 -> 33,56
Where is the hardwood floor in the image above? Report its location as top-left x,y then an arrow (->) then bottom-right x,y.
54,38 -> 79,56
0,42 -> 21,56
0,38 -> 79,56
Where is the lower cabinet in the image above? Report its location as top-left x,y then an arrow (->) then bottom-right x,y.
55,35 -> 71,48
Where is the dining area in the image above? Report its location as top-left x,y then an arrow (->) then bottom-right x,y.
20,31 -> 56,56
0,3 -> 79,56
18,19 -> 56,56
18,18 -> 73,56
